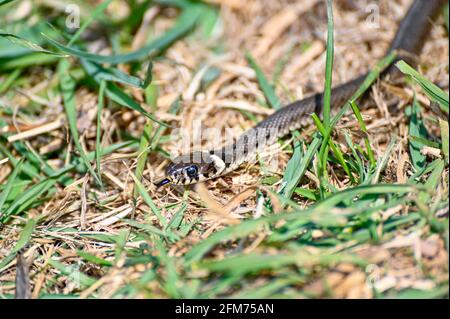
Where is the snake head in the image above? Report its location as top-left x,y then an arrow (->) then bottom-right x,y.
155,151 -> 226,187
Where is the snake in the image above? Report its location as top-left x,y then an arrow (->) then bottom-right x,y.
155,0 -> 446,188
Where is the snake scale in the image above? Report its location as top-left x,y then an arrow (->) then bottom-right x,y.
156,0 -> 446,187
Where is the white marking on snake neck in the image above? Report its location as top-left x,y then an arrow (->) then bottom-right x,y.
210,154 -> 226,175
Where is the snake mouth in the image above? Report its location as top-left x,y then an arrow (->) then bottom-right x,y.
154,178 -> 171,188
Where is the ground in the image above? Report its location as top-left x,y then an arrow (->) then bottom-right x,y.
0,0 -> 448,298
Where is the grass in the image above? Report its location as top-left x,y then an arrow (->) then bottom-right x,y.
0,0 -> 448,299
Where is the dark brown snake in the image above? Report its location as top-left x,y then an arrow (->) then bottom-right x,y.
156,0 -> 446,187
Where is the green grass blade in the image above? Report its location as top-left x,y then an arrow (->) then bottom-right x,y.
0,53 -> 58,71
0,158 -> 24,213
323,0 -> 334,127
67,0 -> 113,46
81,60 -> 153,89
133,83 -> 158,198
313,184 -> 415,211
95,80 -> 106,182
371,137 -> 396,184
42,6 -> 201,64
199,251 -> 365,276
186,183 -> 417,263
0,218 -> 36,269
1,178 -> 57,223
279,135 -> 321,200
417,159 -> 444,204
11,141 -> 57,178
76,250 -> 113,267
165,202 -> 187,231
396,60 -> 449,114
48,259 -> 96,287
130,173 -> 166,226
81,58 -> 167,126
386,285 -> 449,299
0,141 -> 41,180
0,67 -> 21,93
312,113 -> 354,183
408,135 -> 440,149
153,236 -> 182,298
0,0 -> 16,5
439,118 -> 449,163
245,51 -> 281,109
58,59 -> 103,187
350,101 -> 376,167
0,31 -> 67,57
12,218 -> 36,253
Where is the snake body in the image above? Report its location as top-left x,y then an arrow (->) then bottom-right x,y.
156,0 -> 446,187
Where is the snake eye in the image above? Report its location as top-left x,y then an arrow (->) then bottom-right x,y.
185,165 -> 198,178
